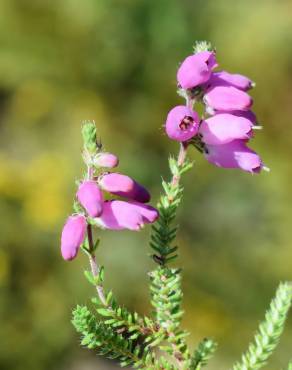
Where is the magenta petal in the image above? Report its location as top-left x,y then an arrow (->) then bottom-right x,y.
208,71 -> 254,91
94,200 -> 159,231
165,105 -> 199,142
208,109 -> 257,125
200,113 -> 253,145
229,110 -> 257,124
61,215 -> 87,261
205,140 -> 263,173
177,51 -> 217,89
204,51 -> 218,70
94,153 -> 119,168
204,86 -> 253,112
94,200 -> 141,230
126,201 -> 159,223
98,173 -> 150,203
77,180 -> 103,217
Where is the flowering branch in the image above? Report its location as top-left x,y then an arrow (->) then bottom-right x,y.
61,41 -> 291,370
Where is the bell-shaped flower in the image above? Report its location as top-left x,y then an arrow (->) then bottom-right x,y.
207,71 -> 254,91
77,180 -> 103,217
177,51 -> 217,89
165,105 -> 199,142
204,85 -> 253,112
94,200 -> 159,231
204,139 -> 263,173
98,173 -> 150,203
61,215 -> 87,261
199,113 -> 253,145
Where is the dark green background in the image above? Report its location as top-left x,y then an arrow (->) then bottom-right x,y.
0,0 -> 291,369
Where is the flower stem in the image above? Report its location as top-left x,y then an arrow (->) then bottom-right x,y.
85,160 -> 108,307
171,142 -> 188,189
87,224 -> 107,306
149,139 -> 192,367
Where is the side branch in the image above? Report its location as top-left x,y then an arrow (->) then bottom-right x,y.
232,282 -> 292,370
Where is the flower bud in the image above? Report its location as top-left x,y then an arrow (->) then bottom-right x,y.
98,173 -> 150,203
177,51 -> 217,89
77,180 -> 103,217
165,105 -> 199,142
81,121 -> 98,154
61,215 -> 87,261
94,153 -> 119,168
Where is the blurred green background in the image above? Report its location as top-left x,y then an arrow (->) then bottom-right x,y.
0,0 -> 291,369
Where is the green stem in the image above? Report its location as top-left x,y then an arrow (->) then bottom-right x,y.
171,142 -> 188,188
87,224 -> 107,306
86,160 -> 108,307
149,141 -> 192,368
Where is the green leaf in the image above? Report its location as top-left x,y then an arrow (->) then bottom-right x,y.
168,156 -> 178,176
84,270 -> 95,285
96,308 -> 113,317
98,265 -> 105,283
73,200 -> 84,214
106,291 -> 113,305
93,238 -> 100,252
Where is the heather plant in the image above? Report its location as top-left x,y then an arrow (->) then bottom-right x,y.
61,42 -> 292,369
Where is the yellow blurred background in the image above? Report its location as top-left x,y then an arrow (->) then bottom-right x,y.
0,0 -> 291,369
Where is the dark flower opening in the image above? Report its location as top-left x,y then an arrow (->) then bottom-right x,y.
179,116 -> 194,130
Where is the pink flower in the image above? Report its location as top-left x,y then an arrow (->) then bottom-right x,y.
207,71 -> 254,91
177,51 -> 217,89
165,105 -> 199,142
94,200 -> 159,231
199,113 -> 253,145
77,180 -> 103,217
61,215 -> 87,261
94,153 -> 119,168
204,85 -> 253,112
204,139 -> 263,173
98,173 -> 150,203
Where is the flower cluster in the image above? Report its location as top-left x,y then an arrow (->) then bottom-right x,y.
165,43 -> 265,173
61,123 -> 159,261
